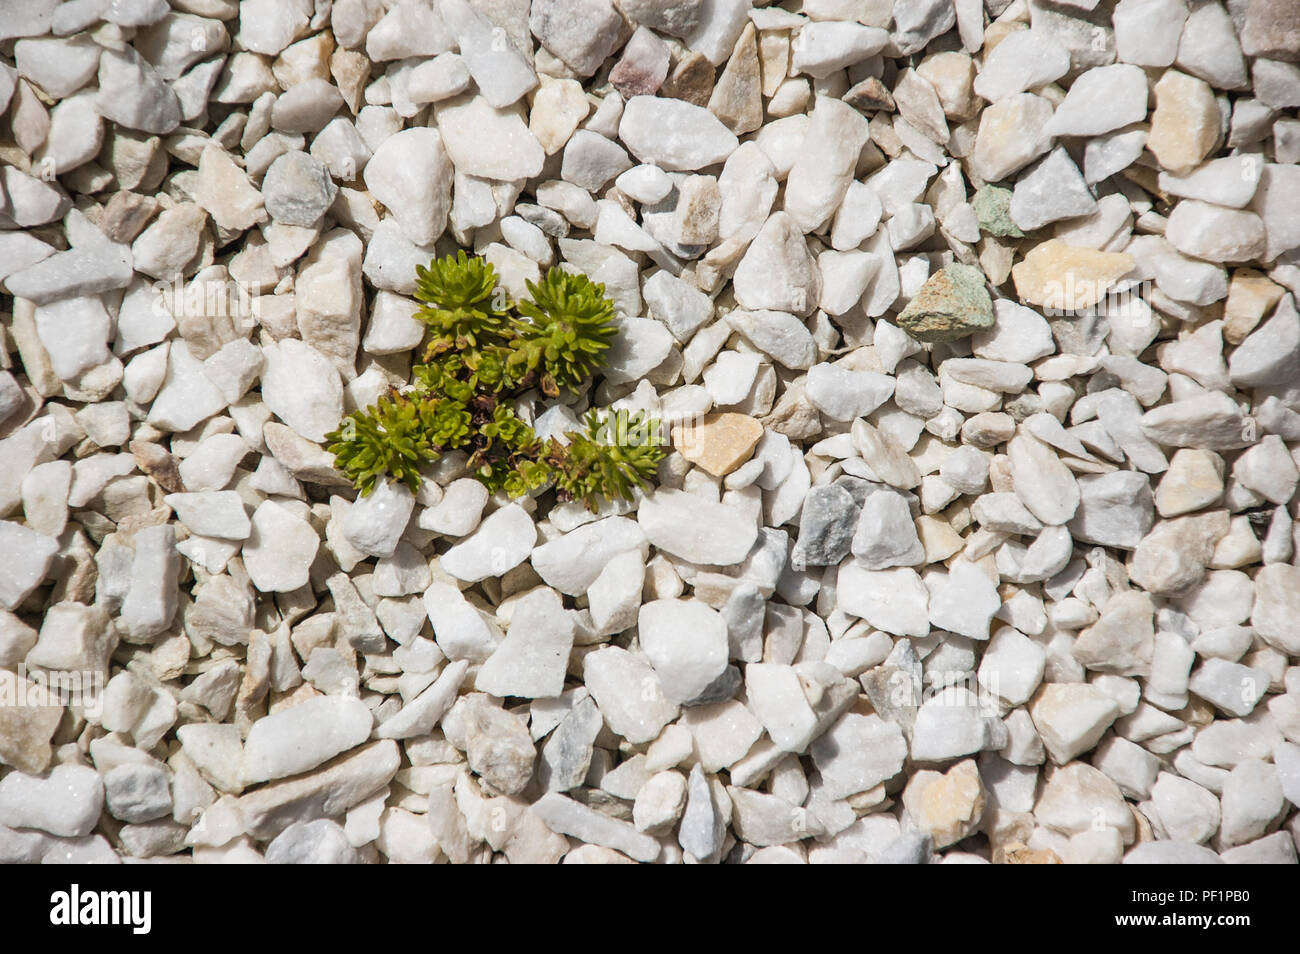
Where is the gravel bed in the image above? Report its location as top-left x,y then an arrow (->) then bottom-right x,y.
1,0 -> 1299,865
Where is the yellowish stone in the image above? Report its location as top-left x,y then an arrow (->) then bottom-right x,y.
1223,268 -> 1285,345
708,23 -> 763,135
916,514 -> 963,563
1153,448 -> 1224,517
672,412 -> 764,476
1011,239 -> 1136,312
758,31 -> 790,98
917,51 -> 979,122
982,20 -> 1026,54
1147,70 -> 1220,174
273,32 -> 335,88
0,671 -> 64,774
330,49 -> 371,115
985,807 -> 1034,853
996,842 -> 1063,864
902,759 -> 986,849
529,76 -> 590,155
978,237 -> 1014,286
269,680 -> 321,715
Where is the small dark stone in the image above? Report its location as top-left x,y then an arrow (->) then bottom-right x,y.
685,665 -> 742,706
514,203 -> 569,238
843,76 -> 896,113
660,51 -> 715,108
792,484 -> 860,568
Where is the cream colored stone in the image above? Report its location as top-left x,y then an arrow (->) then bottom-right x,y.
529,76 -> 590,155
1147,70 -> 1219,174
0,672 -> 64,774
1223,269 -> 1285,345
758,31 -> 790,98
969,92 -> 1054,183
1011,240 -> 1135,312
1154,449 -> 1224,517
903,758 -> 985,849
273,32 -> 335,88
672,412 -> 764,477
673,175 -> 721,246
916,514 -> 963,563
194,145 -> 267,231
330,49 -> 371,114
997,842 -> 1063,864
1028,683 -> 1121,764
917,51 -> 978,122
708,23 -> 762,135
1210,515 -> 1263,569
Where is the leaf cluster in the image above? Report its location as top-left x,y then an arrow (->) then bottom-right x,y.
328,252 -> 665,510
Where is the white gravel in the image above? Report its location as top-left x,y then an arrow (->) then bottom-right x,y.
1,0 -> 1299,866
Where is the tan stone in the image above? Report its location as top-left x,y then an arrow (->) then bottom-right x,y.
149,632 -> 192,682
0,671 -> 64,774
1223,268 -> 1285,345
1011,239 -> 1136,312
845,783 -> 887,813
843,76 -> 896,113
894,68 -> 949,143
10,298 -> 61,398
1071,590 -> 1155,676
100,190 -> 160,244
1153,448 -> 1224,517
673,175 -> 721,246
761,382 -> 822,442
1210,514 -> 1263,569
708,23 -> 763,135
529,76 -> 590,155
672,412 -> 764,476
903,758 -> 986,848
984,806 -> 1034,852
268,680 -> 320,714
982,20 -> 1026,54
131,439 -> 185,493
195,145 -> 267,232
996,842 -> 1063,864
661,52 -> 714,108
100,127 -> 164,193
273,32 -> 335,88
978,237 -> 1014,286
969,92 -> 1054,183
1129,510 -> 1230,596
1147,70 -> 1219,174
917,51 -> 979,122
915,514 -> 963,563
330,49 -> 371,115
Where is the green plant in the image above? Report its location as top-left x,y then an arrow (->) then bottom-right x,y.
550,410 -> 665,505
327,253 -> 667,510
511,267 -> 617,395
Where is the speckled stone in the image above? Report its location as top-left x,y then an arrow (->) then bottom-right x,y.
972,185 -> 1022,238
897,263 -> 994,342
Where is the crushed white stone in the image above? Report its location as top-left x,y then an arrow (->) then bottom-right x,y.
1,0 -> 1297,868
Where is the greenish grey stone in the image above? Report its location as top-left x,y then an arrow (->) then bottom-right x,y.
972,185 -> 1022,238
896,263 -> 994,343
